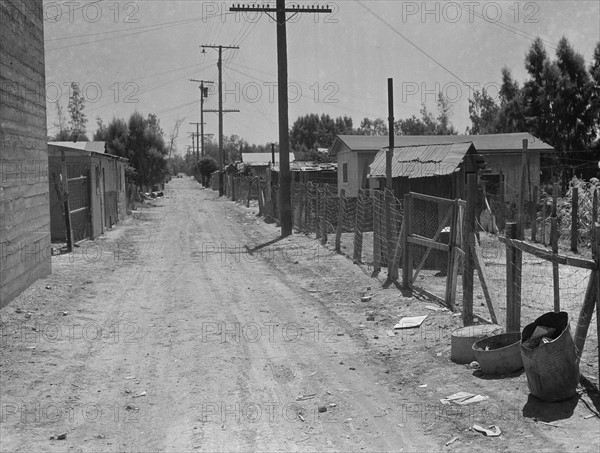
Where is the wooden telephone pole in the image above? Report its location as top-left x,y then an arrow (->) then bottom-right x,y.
201,45 -> 239,197
230,1 -> 332,237
190,79 -> 214,158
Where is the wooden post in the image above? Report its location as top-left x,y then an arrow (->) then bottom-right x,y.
231,176 -> 237,202
541,198 -> 546,246
462,173 -> 477,326
571,186 -> 578,253
315,185 -> 321,239
498,172 -> 505,230
593,188 -> 598,228
505,222 -> 522,332
298,183 -> 306,230
353,190 -> 365,263
552,182 -> 560,312
531,185 -> 538,242
595,223 -> 600,384
335,189 -> 345,252
373,190 -> 382,275
257,180 -> 264,216
517,139 -> 528,239
385,189 -> 394,273
246,178 -> 253,208
61,150 -> 73,252
574,266 -> 598,360
320,186 -> 327,245
444,200 -> 459,311
401,194 -> 412,289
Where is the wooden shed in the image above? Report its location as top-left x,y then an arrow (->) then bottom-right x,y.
367,142 -> 483,200
48,142 -> 127,243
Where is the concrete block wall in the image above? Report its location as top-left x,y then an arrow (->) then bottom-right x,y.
1,0 -> 51,306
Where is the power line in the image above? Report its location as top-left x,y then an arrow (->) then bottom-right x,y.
201,45 -> 240,196
230,1 -> 332,237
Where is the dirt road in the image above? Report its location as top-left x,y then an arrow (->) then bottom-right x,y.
1,177 -> 434,452
2,177 -> 599,452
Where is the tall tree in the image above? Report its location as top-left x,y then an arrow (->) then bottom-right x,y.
289,113 -> 353,151
67,82 -> 88,141
395,93 -> 457,135
355,117 -> 388,136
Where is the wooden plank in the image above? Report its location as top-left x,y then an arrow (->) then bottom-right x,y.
410,207 -> 453,283
498,237 -> 596,270
402,194 -> 412,289
411,284 -> 446,305
472,236 -> 499,325
506,222 -> 522,333
596,224 -> 600,385
408,191 -> 457,205
407,235 -> 450,252
551,216 -> 560,312
388,219 -> 404,283
353,190 -> 365,263
462,173 -> 477,326
574,270 -> 597,359
69,206 -> 89,216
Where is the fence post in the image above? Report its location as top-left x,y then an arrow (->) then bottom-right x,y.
315,185 -> 321,238
541,197 -> 547,246
531,185 -> 538,242
353,190 -> 365,263
444,199 -> 459,311
462,173 -> 477,326
401,194 -> 412,290
373,190 -> 382,274
595,223 -> 600,385
60,150 -> 73,251
335,189 -> 345,252
505,222 -> 522,333
257,180 -> 264,216
552,182 -> 560,312
593,188 -> 598,228
499,172 -> 505,230
320,186 -> 328,245
571,186 -> 578,253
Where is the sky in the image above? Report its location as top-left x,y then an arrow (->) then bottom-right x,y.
42,0 -> 600,155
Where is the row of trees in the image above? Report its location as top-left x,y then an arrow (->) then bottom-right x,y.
50,83 -> 170,191
468,38 -> 600,175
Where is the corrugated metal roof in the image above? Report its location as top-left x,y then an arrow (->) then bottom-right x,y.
369,142 -> 476,179
330,132 -> 553,156
241,152 -> 295,165
49,141 -> 106,153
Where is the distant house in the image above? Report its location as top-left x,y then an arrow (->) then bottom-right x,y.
329,135 -> 389,197
47,142 -> 127,242
368,142 -> 484,200
330,133 -> 555,201
241,152 -> 295,178
290,161 -> 338,186
1,0 -> 52,306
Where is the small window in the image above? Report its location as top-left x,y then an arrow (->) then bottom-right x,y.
342,163 -> 348,183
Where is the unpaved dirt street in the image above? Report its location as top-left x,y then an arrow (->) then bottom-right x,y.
1,177 -> 599,452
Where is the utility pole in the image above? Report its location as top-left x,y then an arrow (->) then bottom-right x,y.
230,2 -> 331,237
189,122 -> 201,161
201,45 -> 239,197
271,142 -> 276,165
190,79 -> 214,158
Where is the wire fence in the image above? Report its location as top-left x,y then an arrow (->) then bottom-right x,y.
220,175 -> 599,381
